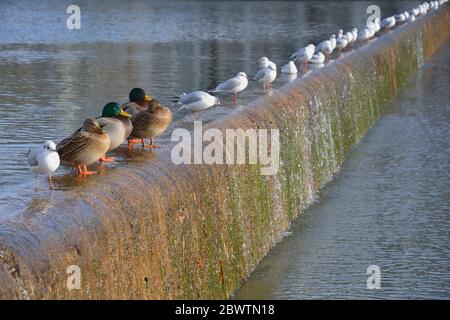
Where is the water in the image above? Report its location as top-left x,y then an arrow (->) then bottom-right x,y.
0,0 -> 419,218
234,41 -> 450,300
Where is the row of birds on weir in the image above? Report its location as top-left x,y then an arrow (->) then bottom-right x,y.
28,0 -> 447,190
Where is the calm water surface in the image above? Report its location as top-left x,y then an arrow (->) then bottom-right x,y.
234,41 -> 450,299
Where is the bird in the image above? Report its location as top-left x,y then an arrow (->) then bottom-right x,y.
121,87 -> 153,117
57,118 -> 110,175
290,44 -> 315,68
395,13 -> 406,23
358,27 -> 372,41
176,91 -> 221,119
351,28 -> 358,42
209,72 -> 248,101
83,102 -> 133,161
336,30 -> 348,50
27,140 -> 60,190
345,30 -> 354,44
381,16 -> 396,29
252,64 -> 277,90
281,61 -> 298,74
259,57 -> 277,72
316,36 -> 334,55
308,52 -> 325,64
128,99 -> 173,149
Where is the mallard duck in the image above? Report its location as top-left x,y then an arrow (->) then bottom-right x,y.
57,118 -> 110,175
121,87 -> 153,117
27,140 -> 60,190
96,102 -> 132,162
128,99 -> 173,149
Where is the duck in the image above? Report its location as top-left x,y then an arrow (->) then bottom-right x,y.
57,118 -> 110,175
27,140 -> 60,190
121,87 -> 153,117
290,44 -> 315,68
281,61 -> 298,74
128,99 -> 173,149
95,102 -> 132,160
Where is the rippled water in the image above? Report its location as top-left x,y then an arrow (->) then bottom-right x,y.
0,0 -> 418,218
234,41 -> 450,300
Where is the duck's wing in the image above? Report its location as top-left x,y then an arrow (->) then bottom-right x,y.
57,132 -> 92,162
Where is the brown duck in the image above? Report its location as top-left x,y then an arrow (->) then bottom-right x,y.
128,99 -> 173,149
57,118 -> 110,175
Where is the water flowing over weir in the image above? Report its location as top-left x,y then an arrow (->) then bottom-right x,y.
0,7 -> 449,299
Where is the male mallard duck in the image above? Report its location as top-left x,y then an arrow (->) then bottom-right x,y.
121,87 -> 153,117
128,99 -> 173,149
57,118 -> 110,175
96,102 -> 132,162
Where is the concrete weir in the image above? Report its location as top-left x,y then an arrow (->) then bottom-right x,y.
1,7 -> 449,299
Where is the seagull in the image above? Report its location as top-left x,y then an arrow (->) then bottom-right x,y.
252,65 -> 277,90
381,16 -> 396,29
176,91 -> 221,118
358,27 -> 372,41
351,28 -> 358,42
316,36 -> 334,55
395,13 -> 406,23
290,44 -> 315,68
27,140 -> 60,191
336,30 -> 348,50
308,52 -> 325,64
259,57 -> 277,72
209,72 -> 248,102
281,61 -> 298,74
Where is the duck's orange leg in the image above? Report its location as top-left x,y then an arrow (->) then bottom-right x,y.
77,164 -> 96,175
99,155 -> 115,162
127,138 -> 141,150
145,137 -> 160,149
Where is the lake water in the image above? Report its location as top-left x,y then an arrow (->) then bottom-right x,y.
234,41 -> 450,299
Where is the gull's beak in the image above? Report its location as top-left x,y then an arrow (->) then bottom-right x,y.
119,109 -> 132,119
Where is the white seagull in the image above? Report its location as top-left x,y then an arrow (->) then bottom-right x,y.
381,16 -> 396,29
252,65 -> 277,90
176,91 -> 221,118
336,30 -> 348,50
291,44 -> 315,68
27,140 -> 60,190
259,57 -> 277,72
316,36 -> 335,55
281,61 -> 298,74
210,72 -> 248,101
308,52 -> 325,64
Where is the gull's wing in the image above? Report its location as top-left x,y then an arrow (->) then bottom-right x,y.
179,92 -> 204,105
27,148 -> 39,167
252,68 -> 266,81
216,77 -> 241,91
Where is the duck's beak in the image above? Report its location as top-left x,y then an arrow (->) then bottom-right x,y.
120,109 -> 132,119
144,95 -> 152,102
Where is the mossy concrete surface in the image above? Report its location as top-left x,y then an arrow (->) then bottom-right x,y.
0,6 -> 449,299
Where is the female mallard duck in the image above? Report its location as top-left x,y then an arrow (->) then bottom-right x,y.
57,118 -> 110,175
128,99 -> 173,149
96,102 -> 132,161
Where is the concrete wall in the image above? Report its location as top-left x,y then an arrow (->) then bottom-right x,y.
0,6 -> 449,299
